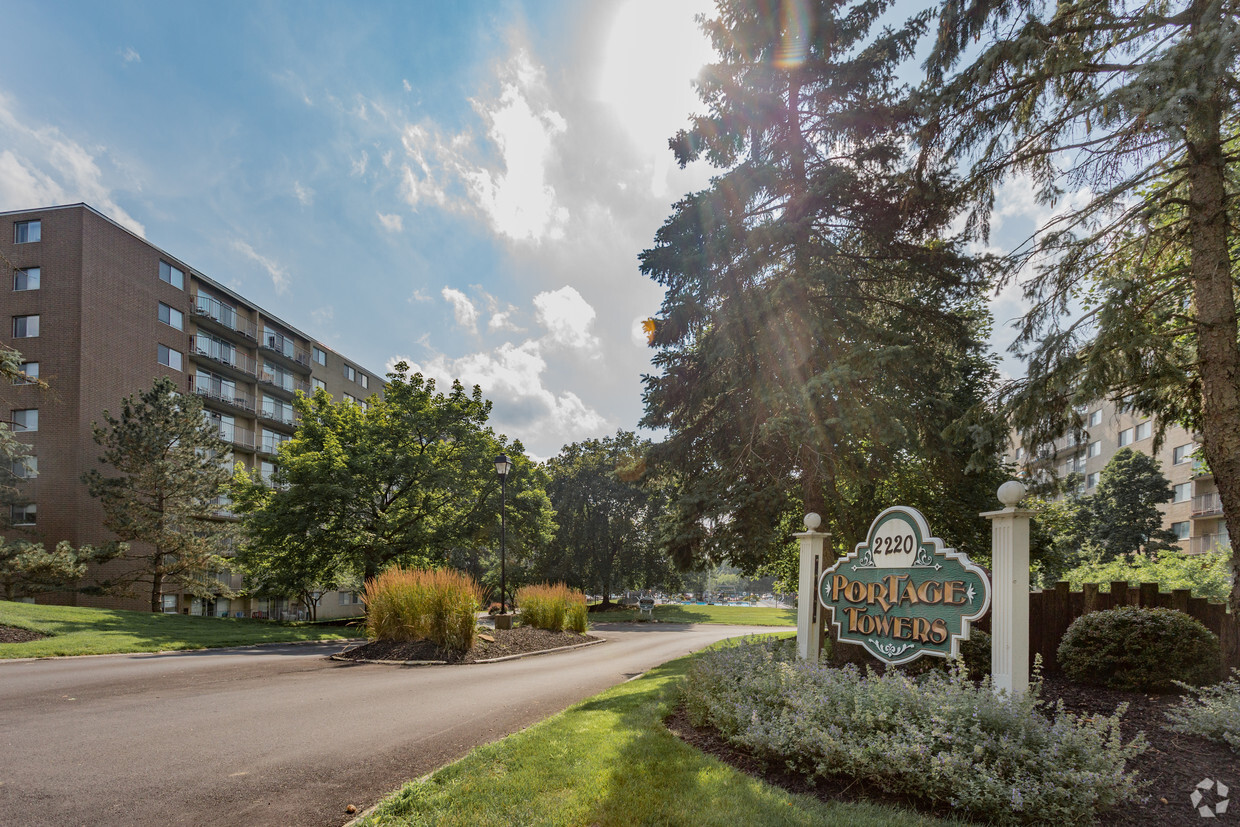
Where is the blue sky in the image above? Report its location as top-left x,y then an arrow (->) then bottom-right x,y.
0,0 -> 1044,459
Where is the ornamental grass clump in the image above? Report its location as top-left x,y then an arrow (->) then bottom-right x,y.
363,567 -> 483,652
1166,669 -> 1240,753
515,583 -> 588,633
681,638 -> 1146,826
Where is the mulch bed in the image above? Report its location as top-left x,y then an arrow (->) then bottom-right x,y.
335,626 -> 599,664
666,671 -> 1238,826
0,624 -> 45,644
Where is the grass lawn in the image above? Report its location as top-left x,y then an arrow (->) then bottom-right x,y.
587,603 -> 795,626
0,600 -> 355,659
357,638 -> 958,827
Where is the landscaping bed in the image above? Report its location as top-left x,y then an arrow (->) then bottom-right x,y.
0,624 -> 46,644
336,626 -> 600,664
668,670 -> 1238,826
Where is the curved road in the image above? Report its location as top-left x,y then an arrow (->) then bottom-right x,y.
0,623 -> 778,826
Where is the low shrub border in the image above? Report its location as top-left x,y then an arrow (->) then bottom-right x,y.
364,567 -> 483,652
515,583 -> 588,633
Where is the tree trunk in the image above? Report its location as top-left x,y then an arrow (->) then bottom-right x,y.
1184,6 -> 1240,615
150,566 -> 164,613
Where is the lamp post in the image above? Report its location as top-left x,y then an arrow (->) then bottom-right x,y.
494,453 -> 512,615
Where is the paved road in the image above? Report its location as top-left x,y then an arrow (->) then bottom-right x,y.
0,623 -> 779,826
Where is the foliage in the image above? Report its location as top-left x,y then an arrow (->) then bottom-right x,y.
515,582 -> 588,633
531,431 -> 674,606
232,364 -> 554,593
1166,670 -> 1240,754
923,0 -> 1240,610
1088,449 -> 1177,558
1028,496 -> 1092,587
363,566 -> 482,652
639,0 -> 1006,577
1060,549 -> 1231,603
681,638 -> 1145,825
356,634 -> 949,827
1057,607 -> 1222,692
0,345 -> 44,524
900,629 -> 992,681
82,377 -> 235,612
0,539 -> 123,601
0,599 -> 349,659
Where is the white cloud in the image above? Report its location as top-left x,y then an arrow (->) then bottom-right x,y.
533,286 -> 599,352
377,211 -> 403,232
232,240 -> 290,294
293,181 -> 314,206
489,311 -> 520,332
352,150 -> 369,176
441,287 -> 479,333
403,79 -> 412,92
0,93 -> 145,235
409,288 -> 432,303
120,47 -> 141,64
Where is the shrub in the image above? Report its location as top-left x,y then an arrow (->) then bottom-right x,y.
1056,606 -> 1221,692
1166,669 -> 1240,753
515,583 -> 588,633
1061,548 -> 1231,602
682,638 -> 1146,826
363,567 -> 483,652
900,629 -> 991,679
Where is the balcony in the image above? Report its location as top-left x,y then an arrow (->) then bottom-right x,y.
1190,533 -> 1230,555
1192,493 -> 1224,518
193,376 -> 255,414
260,331 -> 312,373
188,335 -> 258,379
259,368 -> 311,398
193,294 -> 258,341
258,435 -> 289,455
1193,460 -> 1214,479
213,424 -> 256,451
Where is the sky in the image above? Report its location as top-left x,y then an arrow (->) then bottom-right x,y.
0,0 -> 1047,460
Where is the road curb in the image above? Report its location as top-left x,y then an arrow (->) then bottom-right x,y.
330,636 -> 605,666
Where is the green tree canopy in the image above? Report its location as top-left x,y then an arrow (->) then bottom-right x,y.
1,539 -> 121,602
82,377 -> 234,612
1088,448 -> 1178,559
923,0 -> 1240,606
231,364 -> 554,594
639,0 -> 1005,574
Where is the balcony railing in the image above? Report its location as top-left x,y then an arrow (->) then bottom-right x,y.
193,376 -> 255,413
259,435 -> 289,455
259,369 -> 311,397
259,407 -> 299,428
261,331 -> 312,369
1190,533 -> 1230,555
188,335 -> 258,377
1192,493 -> 1224,518
193,294 -> 258,341
211,423 -> 256,451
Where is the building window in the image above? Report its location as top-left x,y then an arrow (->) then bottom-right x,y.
11,503 -> 35,525
358,374 -> 368,389
158,302 -> 184,330
312,377 -> 326,392
262,396 -> 294,424
12,409 -> 37,432
1118,428 -> 1133,447
1173,443 -> 1195,464
14,221 -> 40,243
343,393 -> 357,405
261,428 -> 290,454
158,344 -> 183,371
159,260 -> 184,290
1087,441 -> 1101,458
10,456 -> 37,479
339,591 -> 360,606
12,315 -> 39,338
263,361 -> 294,392
1171,521 -> 1190,540
13,267 -> 40,291
1014,446 -> 1024,461
260,460 -> 277,485
14,362 -> 38,384
312,346 -> 326,365
1135,421 -> 1151,441
343,364 -> 355,382
1088,410 -> 1102,426
1173,482 -> 1192,503
1085,472 -> 1099,489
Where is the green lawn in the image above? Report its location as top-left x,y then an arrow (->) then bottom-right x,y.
588,603 -> 795,626
357,637 -> 957,827
0,600 -> 355,658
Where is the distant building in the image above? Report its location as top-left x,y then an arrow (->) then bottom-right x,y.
1,203 -> 382,617
1007,397 -> 1227,556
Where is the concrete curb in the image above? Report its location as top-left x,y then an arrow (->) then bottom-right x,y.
329,635 -> 605,666
0,636 -> 364,665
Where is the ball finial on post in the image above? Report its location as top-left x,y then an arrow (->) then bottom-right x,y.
997,480 -> 1026,508
803,512 -> 822,531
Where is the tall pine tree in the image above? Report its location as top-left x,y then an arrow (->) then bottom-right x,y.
640,0 -> 1004,573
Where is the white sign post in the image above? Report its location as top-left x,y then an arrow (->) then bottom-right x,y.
981,481 -> 1033,696
794,513 -> 829,662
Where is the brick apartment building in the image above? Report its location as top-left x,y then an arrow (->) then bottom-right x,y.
1008,398 -> 1229,556
1,203 -> 383,617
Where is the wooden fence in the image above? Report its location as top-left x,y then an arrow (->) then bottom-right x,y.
1022,581 -> 1238,672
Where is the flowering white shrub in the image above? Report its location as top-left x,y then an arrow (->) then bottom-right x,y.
1166,670 -> 1240,752
682,638 -> 1146,825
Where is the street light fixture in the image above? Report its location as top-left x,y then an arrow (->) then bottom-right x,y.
494,453 -> 512,615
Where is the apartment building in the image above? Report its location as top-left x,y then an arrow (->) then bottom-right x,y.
1,203 -> 382,617
1008,398 -> 1228,556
